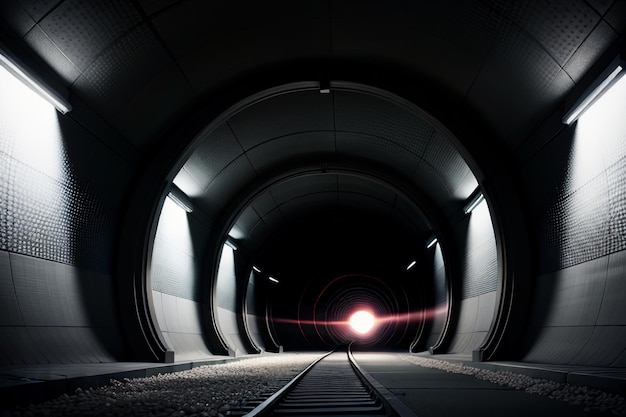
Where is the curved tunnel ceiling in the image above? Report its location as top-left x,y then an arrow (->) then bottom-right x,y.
165,83 -> 482,351
172,83 -> 479,255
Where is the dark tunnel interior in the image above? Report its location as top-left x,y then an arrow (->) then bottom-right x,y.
1,2 -> 626,413
254,208 -> 428,350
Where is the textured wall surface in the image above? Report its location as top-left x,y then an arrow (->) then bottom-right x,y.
521,74 -> 626,366
447,201 -> 498,354
215,245 -> 251,355
426,245 -> 448,348
245,272 -> 266,351
150,198 -> 213,360
0,64 -> 130,365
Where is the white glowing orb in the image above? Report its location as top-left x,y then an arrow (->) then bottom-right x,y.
349,310 -> 376,335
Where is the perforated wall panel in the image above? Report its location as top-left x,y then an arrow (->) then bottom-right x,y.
0,75 -> 120,271
17,0 -> 62,22
150,199 -> 209,301
539,78 -> 626,272
421,131 -> 474,199
490,0 -> 599,66
74,23 -> 171,118
39,0 -> 142,71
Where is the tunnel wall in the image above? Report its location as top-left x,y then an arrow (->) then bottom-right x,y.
215,245 -> 251,355
150,199 -> 215,361
426,245 -> 447,348
520,75 -> 626,366
447,201 -> 498,354
245,271 -> 266,351
0,63 -> 130,364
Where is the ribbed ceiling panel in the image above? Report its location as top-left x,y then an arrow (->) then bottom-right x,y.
246,132 -> 335,172
270,175 -> 338,206
337,175 -> 397,206
334,91 -> 433,157
422,131 -> 475,200
335,132 -> 417,179
181,124 -> 244,192
228,91 -> 334,151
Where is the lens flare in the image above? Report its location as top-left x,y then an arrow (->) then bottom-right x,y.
349,310 -> 375,334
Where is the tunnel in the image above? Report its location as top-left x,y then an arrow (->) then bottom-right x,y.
1,1 -> 626,415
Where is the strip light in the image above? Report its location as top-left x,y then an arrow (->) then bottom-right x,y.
464,191 -> 485,215
225,238 -> 238,251
406,260 -> 417,271
563,64 -> 624,125
252,265 -> 262,273
268,276 -> 279,284
426,236 -> 438,249
167,185 -> 193,212
0,50 -> 72,114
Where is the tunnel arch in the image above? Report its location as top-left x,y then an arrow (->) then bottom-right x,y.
119,77 -> 530,362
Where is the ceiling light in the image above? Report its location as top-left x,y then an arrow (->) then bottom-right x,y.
225,238 -> 238,251
464,190 -> 485,214
252,265 -> 262,273
0,49 -> 72,114
268,276 -> 279,284
406,260 -> 417,271
167,185 -> 193,212
426,236 -> 438,249
563,62 -> 624,125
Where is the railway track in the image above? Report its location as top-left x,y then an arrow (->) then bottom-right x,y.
229,345 -> 417,417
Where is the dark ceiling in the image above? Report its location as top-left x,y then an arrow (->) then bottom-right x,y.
2,0 -> 624,152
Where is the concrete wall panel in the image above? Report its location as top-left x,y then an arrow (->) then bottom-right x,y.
542,257 -> 607,328
597,250 -> 626,326
0,251 -> 23,326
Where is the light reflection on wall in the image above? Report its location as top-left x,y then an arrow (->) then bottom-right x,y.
150,197 -> 215,360
548,73 -> 626,269
150,198 -> 195,299
0,63 -> 72,261
215,244 -> 249,354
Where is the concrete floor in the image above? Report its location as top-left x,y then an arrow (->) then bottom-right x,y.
353,353 -> 606,417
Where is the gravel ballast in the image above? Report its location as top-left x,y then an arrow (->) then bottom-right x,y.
5,352 -> 625,416
2,353 -> 322,417
399,354 -> 626,416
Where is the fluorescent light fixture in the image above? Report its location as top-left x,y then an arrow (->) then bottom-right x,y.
268,276 -> 279,284
319,88 -> 331,94
563,64 -> 624,125
406,260 -> 417,271
426,236 -> 438,249
464,191 -> 485,214
252,265 -> 262,273
225,238 -> 238,251
167,185 -> 193,212
0,49 -> 72,114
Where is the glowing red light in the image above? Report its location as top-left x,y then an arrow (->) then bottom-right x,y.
349,310 -> 376,335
